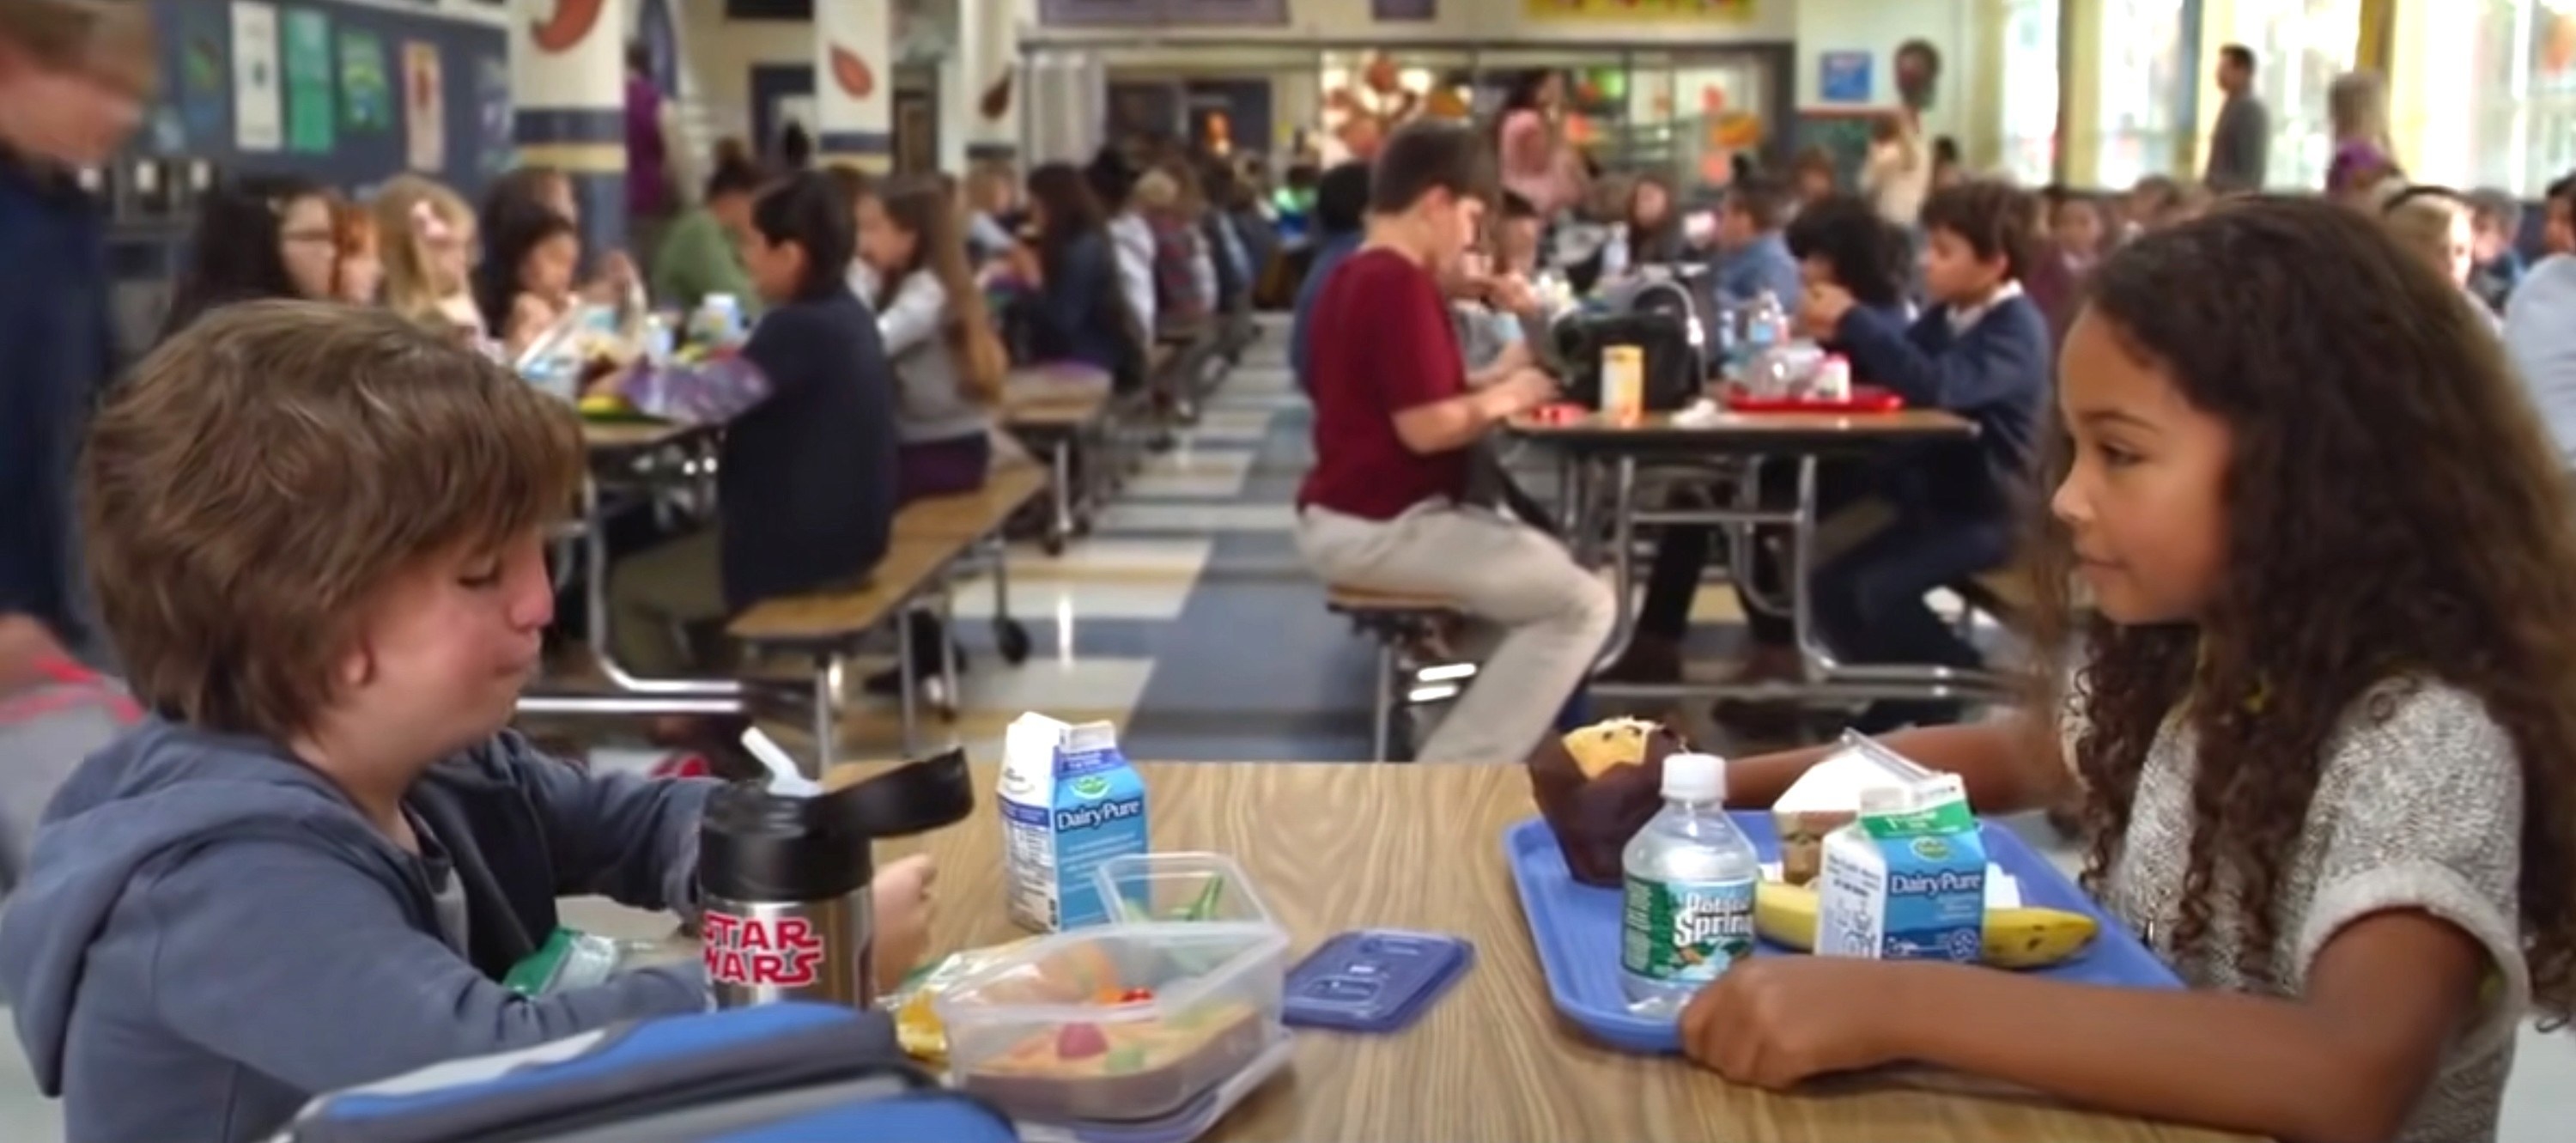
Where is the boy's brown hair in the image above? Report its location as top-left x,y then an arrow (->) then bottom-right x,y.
82,301 -> 584,742
1921,179 -> 2039,281
1367,120 -> 1495,216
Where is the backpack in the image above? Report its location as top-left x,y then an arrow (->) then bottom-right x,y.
0,659 -> 140,891
268,1003 -> 1019,1143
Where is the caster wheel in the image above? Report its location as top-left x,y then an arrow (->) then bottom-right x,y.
1042,534 -> 1067,557
996,619 -> 1033,666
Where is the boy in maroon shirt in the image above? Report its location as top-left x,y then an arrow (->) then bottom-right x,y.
1296,122 -> 1613,763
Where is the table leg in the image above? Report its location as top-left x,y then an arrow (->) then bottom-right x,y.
1585,455 -> 1641,677
551,473 -> 742,705
811,653 -> 841,777
896,618 -> 920,756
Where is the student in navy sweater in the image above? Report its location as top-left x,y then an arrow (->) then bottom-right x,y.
1801,179 -> 2050,731
1614,194 -> 1917,693
606,173 -> 899,763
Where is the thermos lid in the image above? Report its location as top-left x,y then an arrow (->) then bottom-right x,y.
699,749 -> 975,903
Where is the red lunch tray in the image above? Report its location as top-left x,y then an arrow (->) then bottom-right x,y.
1721,383 -> 1906,414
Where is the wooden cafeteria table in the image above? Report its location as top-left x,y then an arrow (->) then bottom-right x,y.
841,761 -> 2259,1143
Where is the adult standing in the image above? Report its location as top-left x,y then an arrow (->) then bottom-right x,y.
1858,111 -> 1931,228
2203,44 -> 2270,193
0,0 -> 148,687
625,40 -> 689,264
1496,70 -> 1586,220
2324,70 -> 2400,203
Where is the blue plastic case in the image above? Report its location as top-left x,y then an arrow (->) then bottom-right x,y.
1281,929 -> 1474,1033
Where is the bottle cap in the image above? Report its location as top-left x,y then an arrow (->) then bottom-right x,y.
1662,752 -> 1725,802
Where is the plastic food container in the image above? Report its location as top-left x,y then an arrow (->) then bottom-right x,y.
1091,852 -> 1277,927
933,922 -> 1290,1122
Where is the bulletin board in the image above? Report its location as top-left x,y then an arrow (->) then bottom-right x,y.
139,0 -> 510,197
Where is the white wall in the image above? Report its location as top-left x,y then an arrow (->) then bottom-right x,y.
1021,0 -> 1795,46
1790,0 -> 1981,142
673,6 -> 814,140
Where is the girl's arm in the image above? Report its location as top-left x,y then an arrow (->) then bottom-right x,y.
1883,914 -> 2488,1143
605,350 -> 773,426
875,271 -> 945,359
1722,716 -> 2066,813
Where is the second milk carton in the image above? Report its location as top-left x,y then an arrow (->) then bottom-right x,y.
999,714 -> 1149,931
1815,775 -> 1986,963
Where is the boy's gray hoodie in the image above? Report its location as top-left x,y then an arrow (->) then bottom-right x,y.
0,718 -> 715,1143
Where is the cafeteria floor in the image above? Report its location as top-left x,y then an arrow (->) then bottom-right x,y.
1,318 -> 2571,1139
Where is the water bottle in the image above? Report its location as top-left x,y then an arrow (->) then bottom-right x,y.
1619,753 -> 1760,1017
1746,290 -> 1785,356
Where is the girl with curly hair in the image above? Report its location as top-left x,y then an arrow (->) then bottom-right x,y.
1688,197 -> 2576,1143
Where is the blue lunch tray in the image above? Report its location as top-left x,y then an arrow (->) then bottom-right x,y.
1503,812 -> 2179,1055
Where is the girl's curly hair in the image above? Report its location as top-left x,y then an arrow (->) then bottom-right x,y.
2024,197 -> 2576,1022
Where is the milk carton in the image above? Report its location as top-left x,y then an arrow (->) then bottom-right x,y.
998,714 -> 1149,932
1815,775 -> 1986,963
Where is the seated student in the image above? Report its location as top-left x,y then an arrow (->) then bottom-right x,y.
1613,194 -> 1913,688
1013,163 -> 1145,383
1685,198 -> 2576,1143
1796,180 -> 2050,731
157,173 -> 341,341
0,301 -> 936,1143
605,173 -> 899,756
1135,167 -> 1214,328
483,165 -> 640,311
1289,161 -> 1371,388
2026,190 -> 2108,337
1710,176 -> 1806,313
854,173 -> 1010,696
1297,121 -> 1613,764
2504,173 -> 2576,467
372,175 -> 483,341
2381,186 -> 2496,331
650,157 -> 765,313
330,197 -> 385,305
1449,194 -> 1547,380
1625,173 -> 1688,265
473,199 -> 584,359
1084,149 -> 1159,343
2466,189 -> 2524,312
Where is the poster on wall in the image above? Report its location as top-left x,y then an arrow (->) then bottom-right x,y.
338,29 -> 391,131
1817,50 -> 1871,104
1522,0 -> 1753,21
401,40 -> 445,173
283,8 -> 333,153
230,1 -> 283,151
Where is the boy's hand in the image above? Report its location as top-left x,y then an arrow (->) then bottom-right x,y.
1483,368 -> 1558,418
1486,272 -> 1540,317
1801,282 -> 1856,338
869,854 -> 938,994
1681,957 -> 1911,1089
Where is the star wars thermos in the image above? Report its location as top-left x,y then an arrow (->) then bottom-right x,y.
698,748 -> 974,1009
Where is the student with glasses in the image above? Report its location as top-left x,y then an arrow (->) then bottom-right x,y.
158,173 -> 341,342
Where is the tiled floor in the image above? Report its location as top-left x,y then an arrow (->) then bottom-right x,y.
0,318 -> 2567,1140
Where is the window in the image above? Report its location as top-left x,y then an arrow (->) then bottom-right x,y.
2465,0 -> 2576,194
1999,0 -> 2061,185
2093,0 -> 2190,188
2217,0 -> 2360,188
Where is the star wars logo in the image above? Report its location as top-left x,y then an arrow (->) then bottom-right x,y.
700,911 -> 824,988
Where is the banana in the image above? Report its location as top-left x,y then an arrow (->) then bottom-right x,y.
1750,880 -> 2099,970
1980,907 -> 2101,970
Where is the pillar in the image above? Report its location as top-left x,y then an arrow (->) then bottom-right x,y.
2057,0 -> 2106,185
951,0 -> 1023,170
512,0 -> 629,258
2385,0 -> 2475,182
816,0 -> 896,173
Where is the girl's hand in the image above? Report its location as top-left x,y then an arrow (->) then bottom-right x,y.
596,250 -> 640,295
1681,957 -> 1912,1089
1006,243 -> 1042,286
